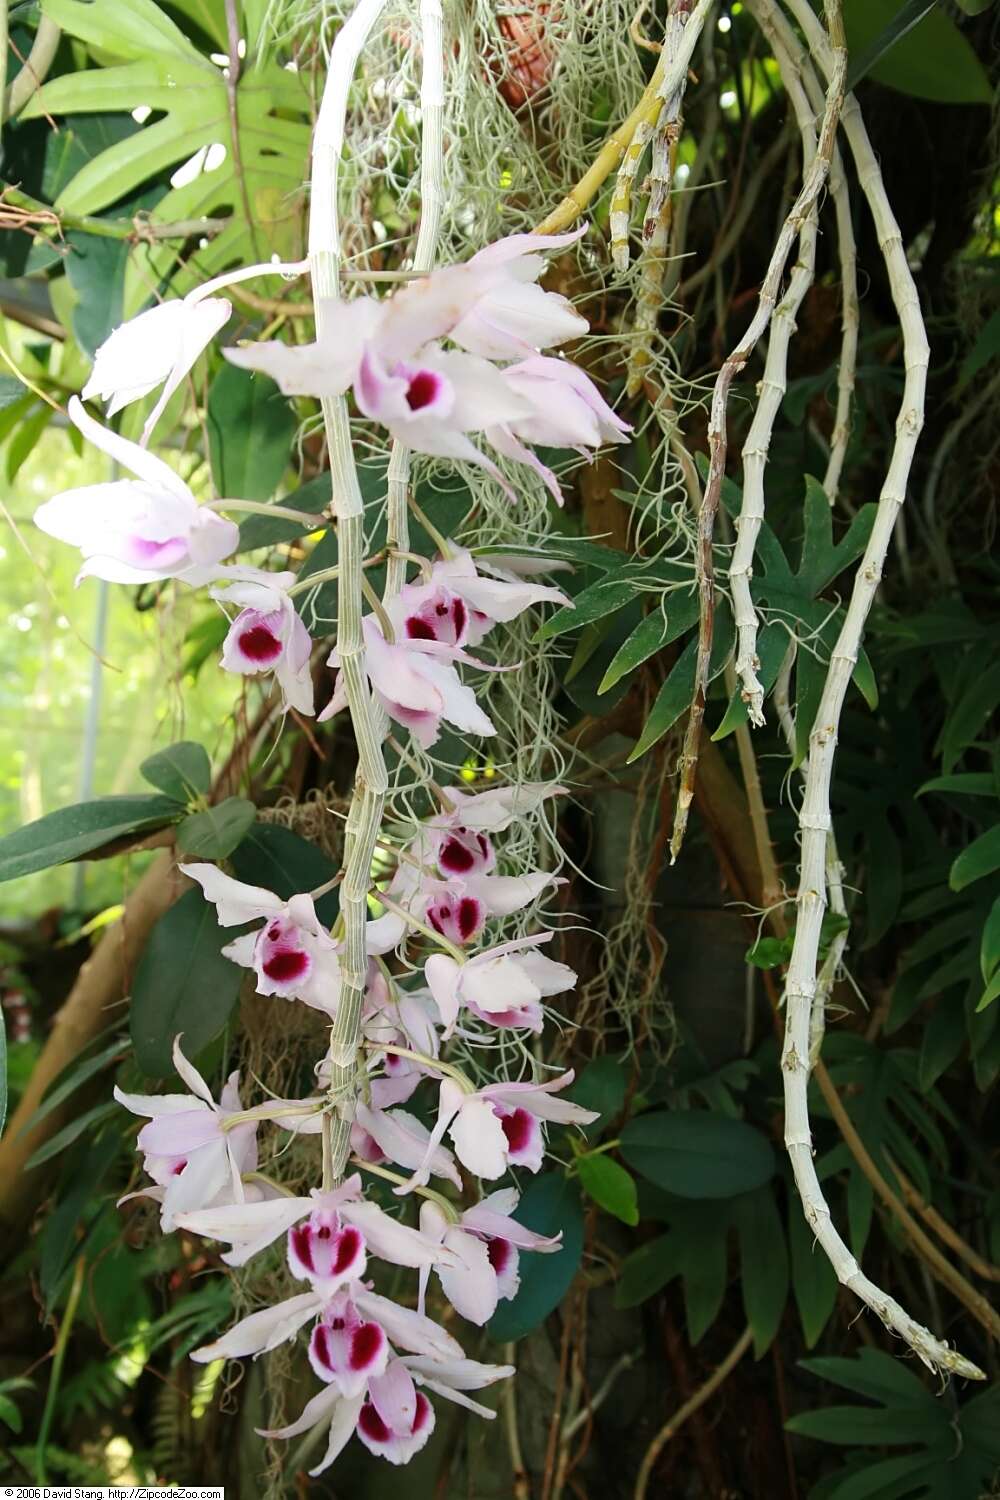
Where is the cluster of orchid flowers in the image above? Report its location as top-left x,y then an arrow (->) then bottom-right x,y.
37,223 -> 627,1472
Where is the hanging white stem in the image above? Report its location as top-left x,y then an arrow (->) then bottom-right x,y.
626,2 -> 696,394
772,638 -> 847,1063
309,0 -> 391,1187
731,1 -> 822,724
755,8 -> 858,505
670,3 -> 846,861
771,0 -> 982,1380
382,0 -> 446,618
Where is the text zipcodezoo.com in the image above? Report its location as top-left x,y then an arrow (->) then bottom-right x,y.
1,1488 -> 225,1498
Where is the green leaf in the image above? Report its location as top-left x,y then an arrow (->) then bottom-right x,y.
788,1193 -> 838,1347
620,1111 -> 776,1198
230,823 -> 340,927
627,603 -> 735,763
39,1132 -> 121,1308
950,824 -> 1000,892
140,741 -> 212,804
746,934 -> 794,970
65,231 -> 127,359
734,1187 -> 789,1356
785,1405 -> 936,1447
176,798 -> 257,859
976,967 -> 1000,1014
488,1174 -> 584,1341
207,365 -> 297,503
130,888 -> 245,1075
940,661 -> 1000,771
918,1000 -> 966,1090
577,1154 -> 639,1225
917,772 -> 996,798
842,0 -> 992,104
0,795 -> 181,882
238,472 -> 332,550
844,0 -> 936,92
615,1233 -> 680,1308
567,1055 -> 626,1135
38,0 -> 206,62
597,598 -> 698,693
535,579 -> 641,641
16,1035 -> 127,1140
676,1203 -> 728,1343
0,1394 -> 23,1434
958,308 -> 1000,390
0,374 -> 28,411
24,1100 -> 119,1169
7,402 -> 52,481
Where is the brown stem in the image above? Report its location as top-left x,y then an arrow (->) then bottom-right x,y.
634,1327 -> 752,1500
885,1158 -> 1000,1284
0,851 -> 188,1241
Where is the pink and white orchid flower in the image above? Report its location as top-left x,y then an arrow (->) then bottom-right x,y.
424,547 -> 570,645
402,1072 -> 598,1188
174,1174 -> 454,1271
114,1037 -> 258,1231
425,932 -> 577,1035
258,1349 -> 513,1474
212,567 -> 315,716
449,228 -> 588,360
487,355 -> 632,504
225,228 -> 626,496
417,1188 -> 561,1325
179,864 -> 342,1014
366,847 -> 562,957
34,398 -> 239,586
319,613 -> 497,749
350,1103 -> 463,1189
429,779 -> 567,839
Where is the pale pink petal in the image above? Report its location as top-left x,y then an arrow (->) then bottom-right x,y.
173,1196 -> 312,1265
423,953 -> 462,1035
354,1289 -> 463,1361
179,863 -> 284,926
436,1227 -> 499,1326
368,1358 -> 418,1430
190,1291 -> 322,1362
449,1097 -> 509,1180
66,396 -> 193,499
356,1389 -> 435,1465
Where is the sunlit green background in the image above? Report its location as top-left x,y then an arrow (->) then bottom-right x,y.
1,425 -> 239,919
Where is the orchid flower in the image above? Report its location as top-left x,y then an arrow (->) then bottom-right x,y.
366,848 -> 561,956
174,1174 -> 454,1270
350,1103 -> 463,1188
424,932 -> 577,1035
319,614 -> 497,749
34,398 -> 239,586
449,228 -> 588,359
361,985 -> 441,1109
212,567 -> 315,716
179,864 -> 343,1014
424,547 -> 570,645
257,1350 -> 514,1475
487,355 -> 632,505
114,1037 -> 258,1231
402,1072 -> 598,1188
417,1189 -> 561,1325
83,257 -> 307,443
429,779 -> 567,838
224,228 -> 625,495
